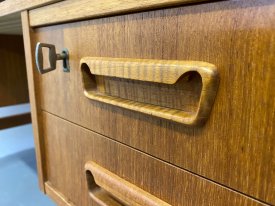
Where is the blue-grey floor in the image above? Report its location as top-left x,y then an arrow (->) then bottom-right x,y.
0,104 -> 56,206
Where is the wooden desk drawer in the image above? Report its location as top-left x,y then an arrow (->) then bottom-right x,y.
26,0 -> 274,204
42,111 -> 266,206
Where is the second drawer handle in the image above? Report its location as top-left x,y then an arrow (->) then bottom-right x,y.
85,162 -> 170,206
80,57 -> 219,126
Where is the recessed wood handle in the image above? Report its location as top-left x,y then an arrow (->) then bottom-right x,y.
85,162 -> 170,206
80,57 -> 219,126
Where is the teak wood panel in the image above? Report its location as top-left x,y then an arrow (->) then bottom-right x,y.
29,0 -> 210,27
45,183 -> 74,206
31,0 -> 275,204
21,11 -> 46,191
0,0 -> 61,17
0,34 -> 29,106
42,112 -> 267,206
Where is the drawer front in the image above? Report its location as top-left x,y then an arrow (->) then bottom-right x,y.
42,112 -> 266,206
31,0 -> 275,204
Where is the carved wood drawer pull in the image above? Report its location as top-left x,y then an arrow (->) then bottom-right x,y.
85,162 -> 170,206
80,57 -> 219,126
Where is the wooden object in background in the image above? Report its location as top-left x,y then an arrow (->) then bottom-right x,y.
0,34 -> 29,106
81,57 -> 219,125
0,113 -> 31,129
0,13 -> 22,35
29,0 -> 210,26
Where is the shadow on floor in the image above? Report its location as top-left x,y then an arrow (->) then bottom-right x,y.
0,148 -> 37,172
0,124 -> 56,206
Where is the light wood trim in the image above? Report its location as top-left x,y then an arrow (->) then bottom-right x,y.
21,11 -> 46,192
85,162 -> 171,206
0,113 -> 31,130
81,57 -> 217,84
81,57 -> 219,126
0,0 -> 62,17
29,0 -> 210,27
45,182 -> 75,206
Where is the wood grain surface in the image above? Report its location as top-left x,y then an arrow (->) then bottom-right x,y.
29,0 -> 210,27
0,34 -> 29,106
45,182 -> 75,206
85,161 -> 171,206
31,0 -> 275,204
81,57 -> 219,125
0,0 -> 61,17
21,11 -> 46,192
42,112 -> 268,206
